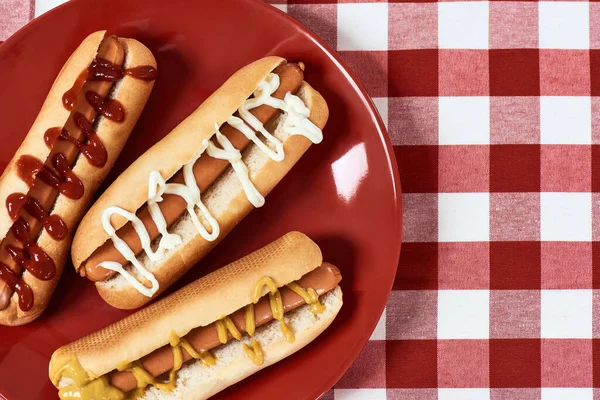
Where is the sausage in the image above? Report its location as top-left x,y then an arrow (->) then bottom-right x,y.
107,263 -> 341,392
0,36 -> 125,310
81,62 -> 305,282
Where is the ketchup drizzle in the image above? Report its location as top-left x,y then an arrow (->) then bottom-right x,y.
37,153 -> 84,199
7,217 -> 56,279
89,57 -> 124,82
0,264 -> 33,311
125,65 -> 158,81
6,193 -> 68,241
85,91 -> 125,122
16,155 -> 44,187
44,113 -> 107,167
62,70 -> 89,111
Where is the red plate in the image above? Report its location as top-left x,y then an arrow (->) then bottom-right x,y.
0,0 -> 401,398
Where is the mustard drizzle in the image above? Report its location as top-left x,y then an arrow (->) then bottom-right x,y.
215,315 -> 242,344
53,356 -> 124,400
253,276 -> 294,342
286,282 -> 325,314
242,339 -> 264,366
245,304 -> 256,336
116,330 -> 217,398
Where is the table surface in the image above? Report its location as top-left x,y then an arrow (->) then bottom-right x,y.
3,0 -> 600,399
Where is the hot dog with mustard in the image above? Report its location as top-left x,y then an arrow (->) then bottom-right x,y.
50,232 -> 343,400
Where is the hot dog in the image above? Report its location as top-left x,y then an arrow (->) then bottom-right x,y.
71,57 -> 329,310
0,31 -> 157,325
50,232 -> 343,400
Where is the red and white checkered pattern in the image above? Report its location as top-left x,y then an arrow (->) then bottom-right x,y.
4,0 -> 600,399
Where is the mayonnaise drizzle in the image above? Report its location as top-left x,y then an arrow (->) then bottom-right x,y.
99,72 -> 323,296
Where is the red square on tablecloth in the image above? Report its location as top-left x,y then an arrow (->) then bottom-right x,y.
541,339 -> 593,387
438,340 -> 489,387
541,145 -> 591,192
338,51 -> 388,97
336,341 -> 386,388
438,145 -> 489,192
490,97 -> 540,144
288,5 -> 337,48
490,145 -> 541,192
438,242 -> 489,289
489,49 -> 540,96
395,242 -> 438,290
389,50 -> 439,97
386,291 -> 437,339
395,146 -> 438,193
592,146 -> 600,192
540,50 -> 591,96
490,291 -> 541,338
387,340 -> 438,388
389,3 -> 438,50
438,50 -> 489,96
490,242 -> 541,290
490,389 -> 541,400
490,193 -> 540,241
402,193 -> 438,243
592,242 -> 600,288
389,98 -> 439,145
489,2 -> 538,48
591,51 -> 600,96
490,339 -> 541,388
593,340 -> 600,386
0,0 -> 32,43
541,242 -> 592,289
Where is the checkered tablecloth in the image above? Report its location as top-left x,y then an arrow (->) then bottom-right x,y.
4,0 -> 600,399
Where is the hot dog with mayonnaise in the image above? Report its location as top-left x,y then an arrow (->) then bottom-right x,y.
71,57 -> 329,309
0,31 -> 157,325
50,232 -> 343,400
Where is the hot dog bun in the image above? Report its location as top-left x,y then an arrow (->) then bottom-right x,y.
71,57 -> 329,310
0,31 -> 157,325
50,231 -> 339,396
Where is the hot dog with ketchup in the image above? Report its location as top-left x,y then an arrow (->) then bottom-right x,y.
0,31 -> 157,326
71,57 -> 329,309
50,232 -> 343,400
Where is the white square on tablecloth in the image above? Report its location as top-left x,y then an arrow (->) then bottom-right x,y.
439,193 -> 489,242
539,2 -> 590,49
438,2 -> 489,49
541,388 -> 593,400
439,97 -> 490,145
541,192 -> 591,241
438,290 -> 490,339
369,308 -> 386,340
439,388 -> 491,400
35,0 -> 69,17
372,97 -> 388,130
271,4 -> 287,13
541,97 -> 592,144
337,3 -> 388,51
334,389 -> 387,400
541,290 -> 592,338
